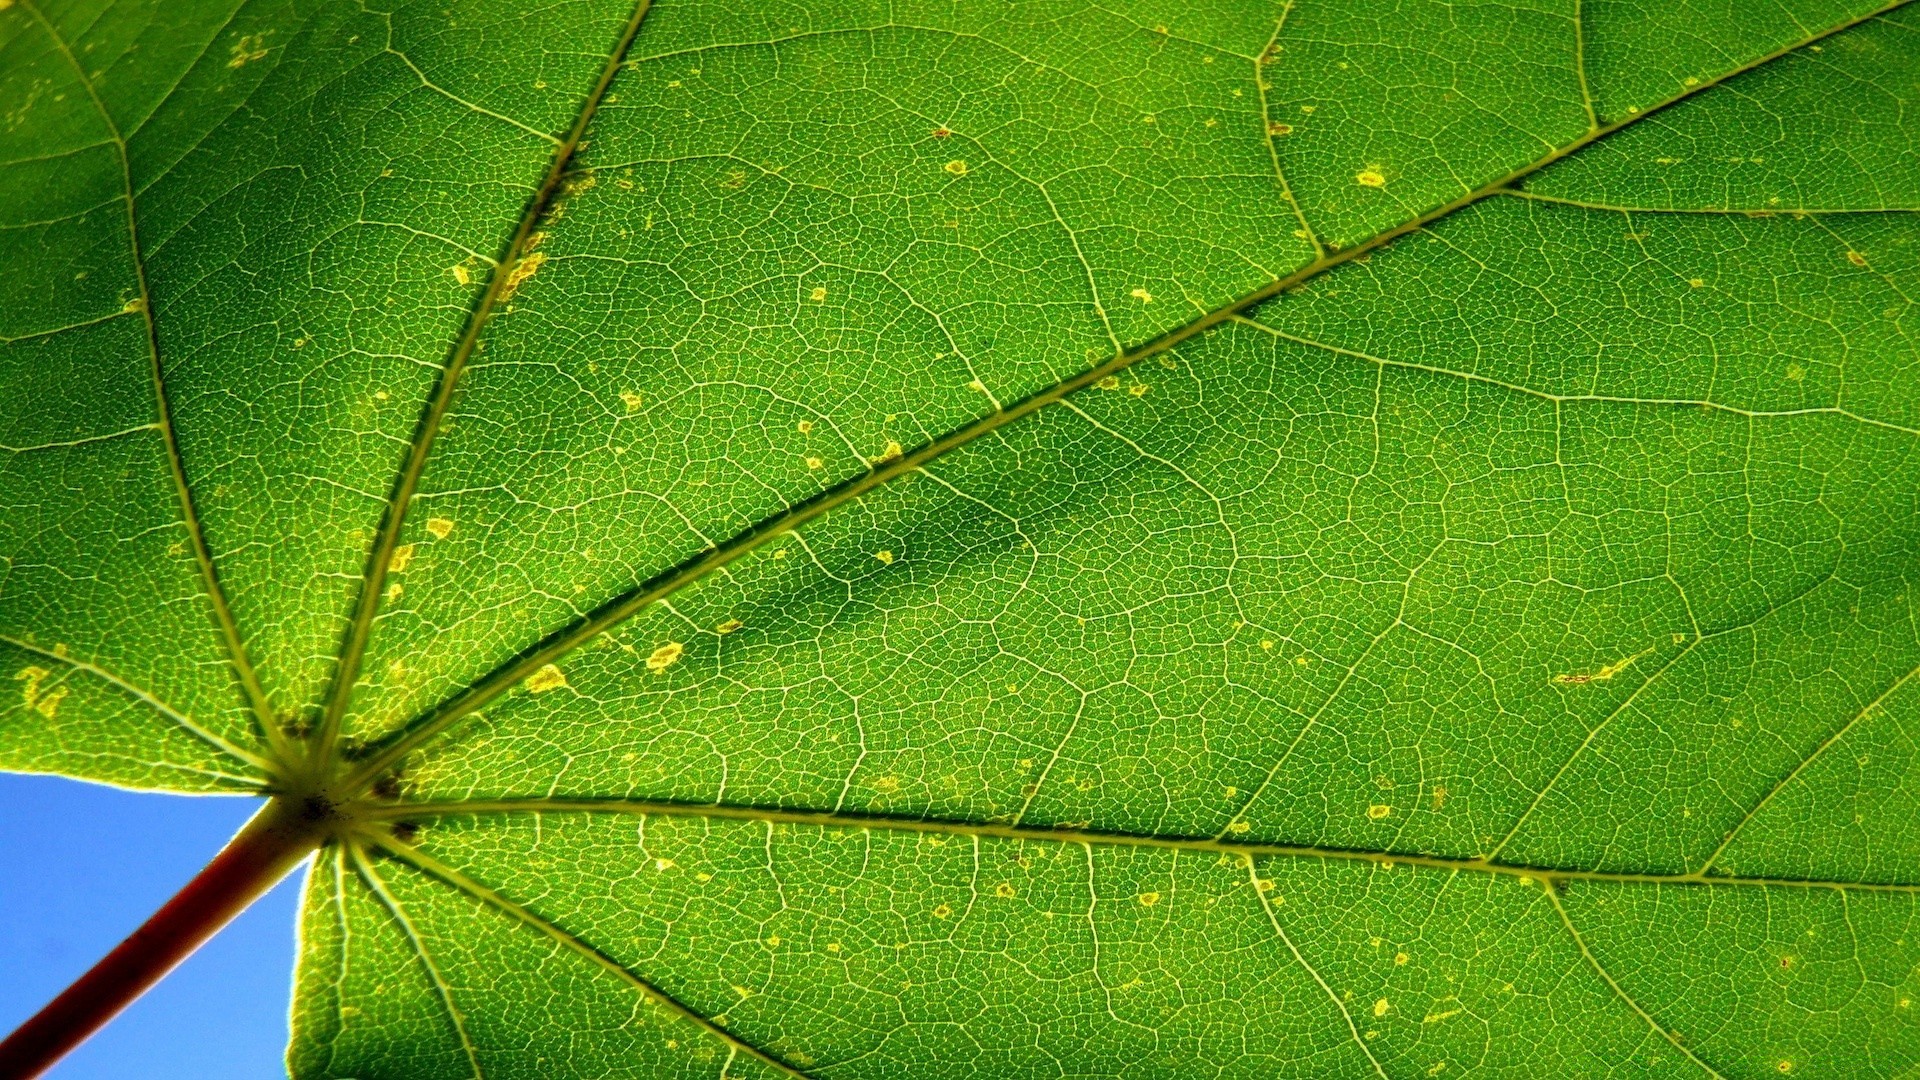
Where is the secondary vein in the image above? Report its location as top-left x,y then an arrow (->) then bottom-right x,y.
348,841 -> 488,1080
309,0 -> 659,775
17,0 -> 289,772
1548,885 -> 1727,1077
0,633 -> 274,775
364,828 -> 815,1079
367,798 -> 1920,894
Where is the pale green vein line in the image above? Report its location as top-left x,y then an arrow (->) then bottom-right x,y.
1501,188 -> 1920,215
1256,2 -> 1325,259
361,828 -> 813,1079
0,632 -> 274,774
367,798 -> 1920,894
339,0 -> 1917,798
1572,0 -> 1599,132
322,846 -> 353,1076
347,840 -> 487,1080
310,0 -> 658,773
1245,856 -> 1388,1078
0,309 -> 136,346
1699,661 -> 1920,874
1486,640 -> 1700,861
1213,600 -> 1410,842
1238,319 -> 1920,438
0,199 -> 123,233
358,0 -> 560,146
0,422 -> 159,453
1545,884 -> 1727,1077
0,138 -> 118,169
17,0 -> 288,771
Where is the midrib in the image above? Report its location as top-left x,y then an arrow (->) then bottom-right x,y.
365,797 -> 1920,894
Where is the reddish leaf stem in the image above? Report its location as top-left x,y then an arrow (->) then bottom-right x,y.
0,798 -> 323,1080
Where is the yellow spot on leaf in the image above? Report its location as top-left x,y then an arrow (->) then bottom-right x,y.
872,440 -> 903,465
501,252 -> 546,298
425,518 -> 454,540
1226,820 -> 1250,834
1553,645 -> 1655,686
873,775 -> 900,792
646,641 -> 684,673
945,160 -> 968,176
1356,170 -> 1386,188
874,550 -> 894,565
805,456 -> 823,470
619,390 -> 644,412
228,33 -> 270,68
390,544 -> 415,573
1097,375 -> 1121,391
1395,952 -> 1409,966
1138,891 -> 1161,907
1267,122 -> 1292,136
16,666 -> 50,710
716,619 -> 743,635
1129,287 -> 1152,303
1367,804 -> 1392,819
23,677 -> 66,719
810,286 -> 828,301
1373,998 -> 1390,1017
451,264 -> 472,287
995,882 -> 1017,899
1688,278 -> 1704,288
525,664 -> 566,693
1128,383 -> 1149,397
932,903 -> 953,919
1847,250 -> 1869,267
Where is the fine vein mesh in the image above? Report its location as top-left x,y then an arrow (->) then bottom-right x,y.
4,0 -> 1920,1075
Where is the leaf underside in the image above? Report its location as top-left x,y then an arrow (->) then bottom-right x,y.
4,0 -> 1920,1075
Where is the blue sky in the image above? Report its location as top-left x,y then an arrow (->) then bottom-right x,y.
0,773 -> 302,1078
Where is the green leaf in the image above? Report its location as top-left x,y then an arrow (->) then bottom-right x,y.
4,0 -> 1919,1075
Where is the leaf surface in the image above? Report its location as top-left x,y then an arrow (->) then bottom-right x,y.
3,0 -> 1919,1076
